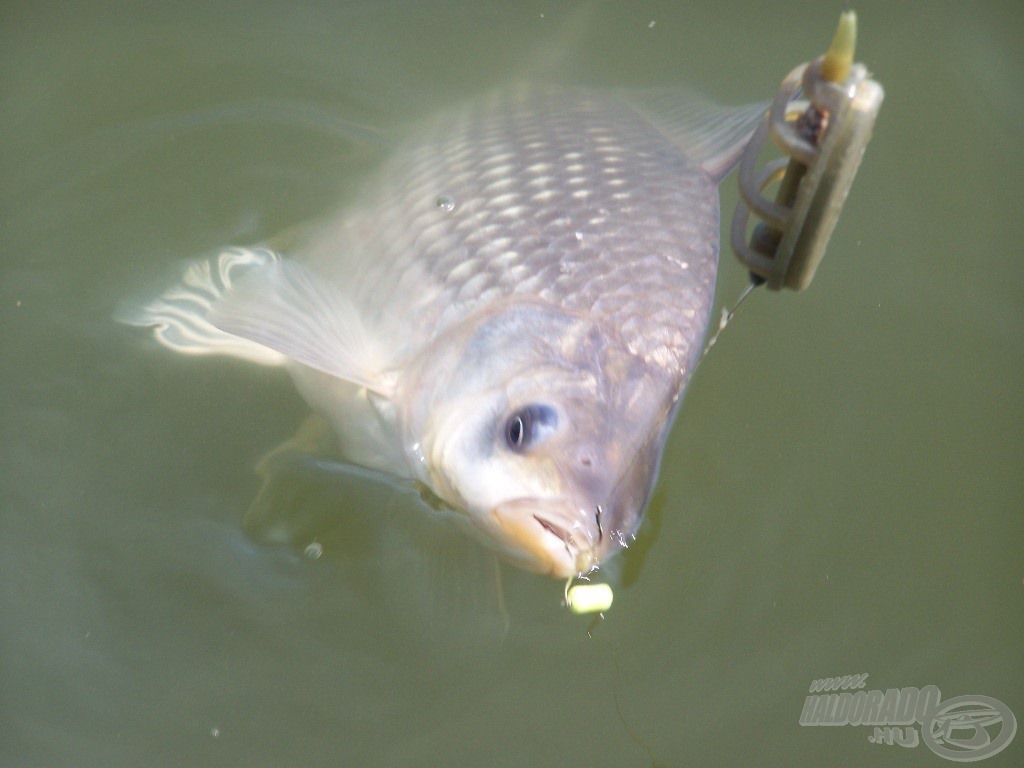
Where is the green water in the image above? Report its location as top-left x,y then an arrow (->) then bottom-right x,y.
2,2 -> 1021,766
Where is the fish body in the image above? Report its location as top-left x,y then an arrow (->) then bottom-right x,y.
124,85 -> 763,578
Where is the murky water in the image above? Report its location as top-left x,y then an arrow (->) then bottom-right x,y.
2,2 -> 1021,766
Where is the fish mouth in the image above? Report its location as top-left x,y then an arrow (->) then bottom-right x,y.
489,499 -> 597,578
533,514 -> 572,545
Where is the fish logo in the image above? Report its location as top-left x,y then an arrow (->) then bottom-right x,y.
922,696 -> 1017,762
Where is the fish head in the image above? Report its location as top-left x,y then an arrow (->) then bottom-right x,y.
401,301 -> 678,578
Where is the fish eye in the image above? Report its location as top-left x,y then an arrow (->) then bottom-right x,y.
504,404 -> 558,452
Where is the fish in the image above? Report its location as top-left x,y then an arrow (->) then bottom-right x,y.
121,85 -> 764,579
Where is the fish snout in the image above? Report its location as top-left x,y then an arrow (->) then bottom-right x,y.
486,428 -> 663,578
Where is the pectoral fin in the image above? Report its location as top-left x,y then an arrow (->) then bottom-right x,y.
120,247 -> 393,398
117,248 -> 288,367
208,253 -> 393,397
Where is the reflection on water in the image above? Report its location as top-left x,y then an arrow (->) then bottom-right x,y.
2,2 -> 1021,766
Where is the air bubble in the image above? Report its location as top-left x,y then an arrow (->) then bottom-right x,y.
304,541 -> 323,560
435,195 -> 456,212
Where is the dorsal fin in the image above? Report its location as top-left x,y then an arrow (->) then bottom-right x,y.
621,89 -> 767,181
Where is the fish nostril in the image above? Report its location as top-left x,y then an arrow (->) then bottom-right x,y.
577,448 -> 596,469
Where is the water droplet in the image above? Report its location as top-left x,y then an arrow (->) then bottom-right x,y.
304,541 -> 323,560
436,195 -> 455,212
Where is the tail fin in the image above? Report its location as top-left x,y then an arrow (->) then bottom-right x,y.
117,247 -> 288,367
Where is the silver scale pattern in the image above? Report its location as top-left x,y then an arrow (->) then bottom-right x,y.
302,86 -> 720,376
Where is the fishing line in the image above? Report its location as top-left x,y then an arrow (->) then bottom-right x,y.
578,618 -> 664,764
598,279 -> 762,765
693,277 -> 763,374
611,643 -> 667,768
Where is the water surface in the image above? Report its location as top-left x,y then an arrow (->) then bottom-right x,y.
2,2 -> 1021,766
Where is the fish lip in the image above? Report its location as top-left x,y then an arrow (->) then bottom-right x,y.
532,514 -> 573,547
533,514 -> 600,577
489,499 -> 596,578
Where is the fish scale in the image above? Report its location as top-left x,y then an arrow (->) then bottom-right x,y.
303,86 -> 719,376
